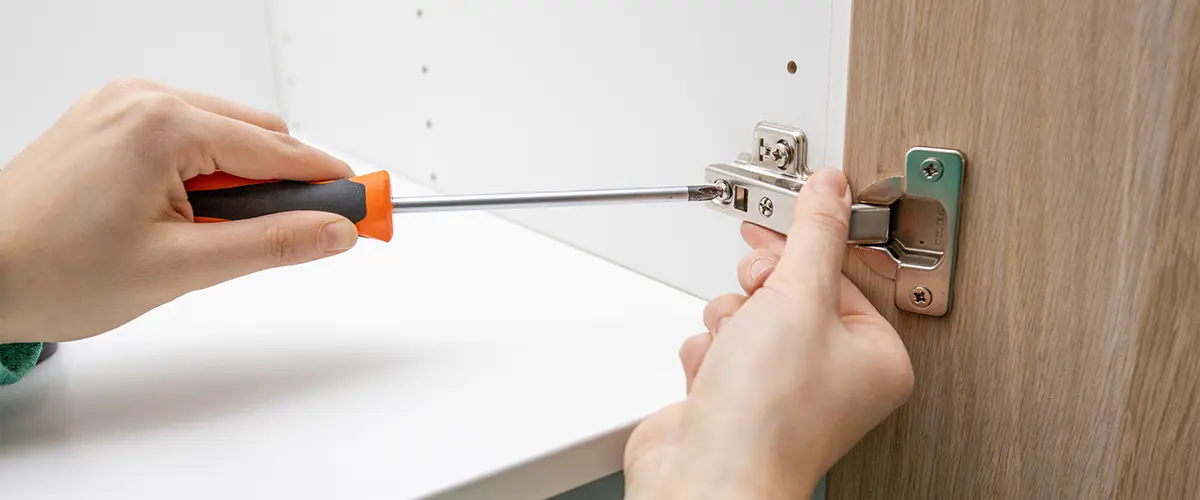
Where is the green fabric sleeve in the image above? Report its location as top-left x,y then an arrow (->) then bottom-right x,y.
0,342 -> 43,386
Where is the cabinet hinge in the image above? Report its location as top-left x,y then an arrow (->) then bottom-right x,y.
704,122 -> 965,317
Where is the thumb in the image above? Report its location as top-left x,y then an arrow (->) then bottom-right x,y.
170,212 -> 359,290
767,169 -> 852,305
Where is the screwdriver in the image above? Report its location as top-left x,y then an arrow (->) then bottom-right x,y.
184,170 -> 727,242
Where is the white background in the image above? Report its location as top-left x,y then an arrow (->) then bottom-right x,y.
0,0 -> 280,164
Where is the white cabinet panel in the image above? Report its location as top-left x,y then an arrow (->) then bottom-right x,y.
270,0 -> 852,298
0,1 -> 279,165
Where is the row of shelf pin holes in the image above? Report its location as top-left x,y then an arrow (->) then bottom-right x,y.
418,8 -> 436,182
280,7 -> 797,184
276,8 -> 438,182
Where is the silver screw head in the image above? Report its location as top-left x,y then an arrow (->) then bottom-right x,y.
713,180 -> 733,204
920,158 -> 944,181
759,197 -> 774,218
910,286 -> 933,308
769,141 -> 792,169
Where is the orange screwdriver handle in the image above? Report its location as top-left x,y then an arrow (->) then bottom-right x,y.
184,170 -> 394,242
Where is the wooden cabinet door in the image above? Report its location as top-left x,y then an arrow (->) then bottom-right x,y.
831,1 -> 1200,498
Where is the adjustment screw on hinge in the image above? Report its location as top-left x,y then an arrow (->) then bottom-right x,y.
713,180 -> 734,204
920,158 -> 944,181
759,140 -> 793,170
910,286 -> 933,308
759,197 -> 774,218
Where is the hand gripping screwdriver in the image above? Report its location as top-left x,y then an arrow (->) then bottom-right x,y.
183,170 -> 727,242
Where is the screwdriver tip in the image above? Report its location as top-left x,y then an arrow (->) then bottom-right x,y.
688,183 -> 726,202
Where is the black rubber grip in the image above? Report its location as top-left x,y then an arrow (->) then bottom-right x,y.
188,179 -> 368,223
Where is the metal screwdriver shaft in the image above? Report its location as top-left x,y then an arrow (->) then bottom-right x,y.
391,184 -> 726,213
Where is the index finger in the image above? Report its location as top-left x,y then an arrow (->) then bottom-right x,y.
186,109 -> 353,182
741,222 -> 786,254
170,87 -> 290,134
107,78 -> 290,133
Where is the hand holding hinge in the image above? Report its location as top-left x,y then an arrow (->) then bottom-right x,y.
703,122 -> 965,317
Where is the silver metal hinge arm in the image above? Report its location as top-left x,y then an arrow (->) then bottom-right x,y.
703,122 -> 966,317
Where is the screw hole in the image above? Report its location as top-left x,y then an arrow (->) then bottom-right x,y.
429,172 -> 438,182
920,240 -> 925,245
786,60 -> 797,74
425,120 -> 433,129
421,65 -> 428,74
416,9 -> 423,18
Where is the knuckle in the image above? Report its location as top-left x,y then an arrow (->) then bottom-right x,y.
119,94 -> 193,154
133,93 -> 188,125
265,132 -> 306,163
264,114 -> 290,134
262,221 -> 299,266
102,77 -> 155,94
106,91 -> 190,131
272,131 -> 303,153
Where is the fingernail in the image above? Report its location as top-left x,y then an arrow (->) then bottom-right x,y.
319,219 -> 358,253
749,257 -> 777,280
809,169 -> 848,197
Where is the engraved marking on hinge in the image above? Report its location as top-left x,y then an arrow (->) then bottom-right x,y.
935,205 -> 946,247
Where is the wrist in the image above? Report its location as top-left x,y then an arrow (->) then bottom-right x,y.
0,238 -> 13,344
627,449 -> 820,500
629,473 -> 818,500
0,236 -> 38,344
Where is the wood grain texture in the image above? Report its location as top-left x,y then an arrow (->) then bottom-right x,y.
830,1 -> 1200,498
